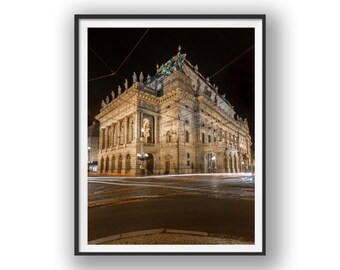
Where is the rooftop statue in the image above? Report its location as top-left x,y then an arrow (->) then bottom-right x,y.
118,85 -> 122,95
124,79 -> 128,90
147,74 -> 151,81
111,90 -> 115,100
139,71 -> 144,83
158,47 -> 187,75
101,100 -> 106,108
106,96 -> 110,104
132,72 -> 137,83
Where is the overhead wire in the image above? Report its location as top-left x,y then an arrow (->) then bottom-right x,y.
210,45 -> 254,79
88,28 -> 149,82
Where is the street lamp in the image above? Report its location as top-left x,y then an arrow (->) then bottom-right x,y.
137,127 -> 151,176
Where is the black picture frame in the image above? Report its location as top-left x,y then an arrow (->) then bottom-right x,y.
75,14 -> 266,255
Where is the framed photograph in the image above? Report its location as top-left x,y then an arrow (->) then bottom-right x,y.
75,14 -> 265,255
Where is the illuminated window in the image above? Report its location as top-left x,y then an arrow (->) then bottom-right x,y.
185,130 -> 190,143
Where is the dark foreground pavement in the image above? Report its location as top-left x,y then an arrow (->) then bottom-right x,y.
88,174 -> 254,243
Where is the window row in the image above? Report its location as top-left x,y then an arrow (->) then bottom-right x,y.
99,154 -> 131,173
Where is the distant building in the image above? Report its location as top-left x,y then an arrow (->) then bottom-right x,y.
88,121 -> 99,172
94,47 -> 253,176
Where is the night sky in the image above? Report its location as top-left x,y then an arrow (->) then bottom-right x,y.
88,28 -> 254,141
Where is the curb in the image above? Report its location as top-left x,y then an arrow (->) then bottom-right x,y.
89,228 -> 212,244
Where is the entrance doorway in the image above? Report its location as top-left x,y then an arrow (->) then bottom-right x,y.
146,154 -> 154,175
117,155 -> 123,174
207,153 -> 217,173
165,160 -> 170,175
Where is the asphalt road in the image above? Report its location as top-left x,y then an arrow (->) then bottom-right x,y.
88,174 -> 254,242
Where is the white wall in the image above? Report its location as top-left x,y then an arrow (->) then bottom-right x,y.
0,0 -> 339,269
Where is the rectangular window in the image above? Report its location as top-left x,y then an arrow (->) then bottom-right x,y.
187,153 -> 190,158
187,160 -> 190,166
202,133 -> 205,143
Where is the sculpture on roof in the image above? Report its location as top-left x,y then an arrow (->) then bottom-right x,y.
139,71 -> 144,83
118,85 -> 122,95
124,79 -> 128,90
147,74 -> 151,81
101,100 -> 106,108
106,96 -> 110,104
157,47 -> 187,75
111,90 -> 115,100
132,72 -> 137,83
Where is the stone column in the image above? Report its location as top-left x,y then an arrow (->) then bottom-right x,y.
235,154 -> 239,173
110,124 -> 114,148
155,115 -> 159,144
124,117 -> 128,145
226,152 -> 230,172
106,127 -> 110,149
231,153 -> 235,173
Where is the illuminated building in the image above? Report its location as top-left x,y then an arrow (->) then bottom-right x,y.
95,47 -> 253,175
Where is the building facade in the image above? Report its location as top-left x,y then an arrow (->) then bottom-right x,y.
88,121 -> 99,172
95,48 -> 253,176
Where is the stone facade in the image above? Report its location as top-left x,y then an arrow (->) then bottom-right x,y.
95,49 -> 253,176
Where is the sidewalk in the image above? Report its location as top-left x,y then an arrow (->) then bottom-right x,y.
89,229 -> 254,245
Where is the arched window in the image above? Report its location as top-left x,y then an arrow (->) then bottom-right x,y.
166,130 -> 172,143
142,116 -> 154,143
118,155 -> 123,174
111,155 -> 115,173
126,117 -> 134,143
202,133 -> 205,143
125,154 -> 131,172
185,130 -> 190,143
208,135 -> 211,143
105,156 -> 109,173
112,124 -> 117,146
119,122 -> 125,145
108,127 -> 112,147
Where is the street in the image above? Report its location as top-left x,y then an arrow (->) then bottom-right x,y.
88,174 -> 254,243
